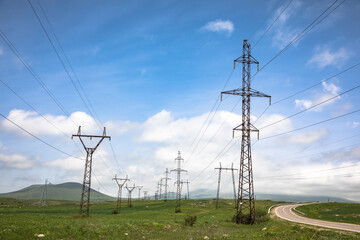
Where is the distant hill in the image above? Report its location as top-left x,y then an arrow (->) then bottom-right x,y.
190,189 -> 355,203
0,182 -> 116,202
1,183 -> 355,203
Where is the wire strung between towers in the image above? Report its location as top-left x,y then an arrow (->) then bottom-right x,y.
27,0 -> 102,130
253,61 -> 360,125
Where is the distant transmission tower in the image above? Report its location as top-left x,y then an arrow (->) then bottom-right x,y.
112,174 -> 129,213
215,162 -> 238,209
181,180 -> 190,200
125,184 -> 136,207
137,186 -> 143,201
143,191 -> 148,200
159,178 -> 163,200
155,182 -> 160,200
163,168 -> 171,202
72,126 -> 111,216
39,179 -> 48,206
171,151 -> 187,213
221,39 -> 270,224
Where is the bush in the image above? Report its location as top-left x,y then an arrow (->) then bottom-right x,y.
184,215 -> 197,226
231,212 -> 269,224
111,209 -> 118,214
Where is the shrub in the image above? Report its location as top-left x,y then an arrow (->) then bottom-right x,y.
231,213 -> 269,224
112,209 -> 118,214
184,215 -> 197,226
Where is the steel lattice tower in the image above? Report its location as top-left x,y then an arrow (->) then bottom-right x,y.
221,39 -> 270,224
215,163 -> 237,209
125,184 -> 136,207
72,126 -> 111,217
163,169 -> 171,202
39,179 -> 48,206
171,151 -> 187,213
143,191 -> 148,200
137,186 -> 143,201
113,174 -> 129,213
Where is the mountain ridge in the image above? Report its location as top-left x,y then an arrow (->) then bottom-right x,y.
0,183 -> 355,203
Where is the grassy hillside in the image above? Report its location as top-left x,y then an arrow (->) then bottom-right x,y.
0,182 -> 116,202
191,189 -> 354,203
296,202 -> 360,225
0,198 -> 359,239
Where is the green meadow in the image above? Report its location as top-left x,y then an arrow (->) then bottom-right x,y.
296,202 -> 360,225
1,198 -> 359,239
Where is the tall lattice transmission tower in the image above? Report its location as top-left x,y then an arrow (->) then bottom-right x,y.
221,39 -> 270,224
137,186 -> 143,201
163,168 -> 171,202
125,184 -> 136,207
39,179 -> 48,206
171,151 -> 187,213
72,126 -> 111,216
113,174 -> 129,213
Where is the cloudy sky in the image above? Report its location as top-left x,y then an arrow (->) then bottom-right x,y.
0,0 -> 359,201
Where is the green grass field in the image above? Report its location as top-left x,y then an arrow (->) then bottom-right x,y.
296,202 -> 360,225
1,198 -> 359,239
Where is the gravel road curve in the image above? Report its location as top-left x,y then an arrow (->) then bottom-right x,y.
274,203 -> 360,233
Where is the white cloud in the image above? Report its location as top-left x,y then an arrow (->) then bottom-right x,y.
202,20 -> 234,35
2,108 -> 360,201
43,156 -> 84,171
295,81 -> 341,112
270,0 -> 302,49
308,47 -> 351,69
0,109 -> 98,137
323,146 -> 360,162
353,121 -> 359,128
322,81 -> 340,95
272,28 -> 299,49
295,99 -> 312,109
0,152 -> 35,169
288,129 -> 329,146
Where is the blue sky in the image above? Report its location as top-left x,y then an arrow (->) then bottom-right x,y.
0,0 -> 360,201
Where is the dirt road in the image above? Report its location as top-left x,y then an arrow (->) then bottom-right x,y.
274,203 -> 360,233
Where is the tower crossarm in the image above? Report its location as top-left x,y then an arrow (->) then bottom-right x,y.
232,123 -> 261,139
221,88 -> 271,103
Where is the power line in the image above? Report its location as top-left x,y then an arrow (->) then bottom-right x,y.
1,29 -> 115,174
259,83 -> 360,130
109,141 -> 121,173
258,172 -> 360,181
195,98 -> 242,157
190,137 -> 238,183
35,0 -> 104,129
254,0 -> 345,77
93,170 -> 112,194
253,61 -> 360,125
185,100 -> 222,163
27,0 -> 102,130
253,0 -> 294,48
0,78 -> 85,157
30,1 -> 121,174
0,113 -> 84,160
274,61 -> 360,106
260,109 -> 360,140
248,0 -> 284,42
0,30 -> 84,131
1,109 -> 112,197
254,136 -> 360,170
184,68 -> 234,158
184,0 -> 344,166
258,164 -> 360,180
